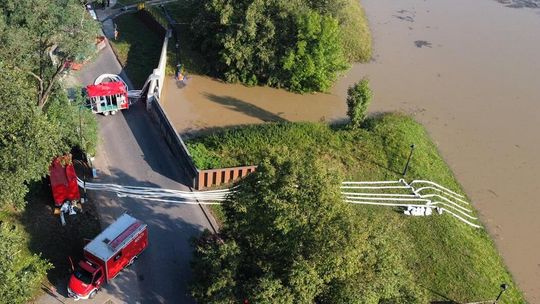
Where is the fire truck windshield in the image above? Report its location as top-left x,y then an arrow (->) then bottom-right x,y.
74,265 -> 93,285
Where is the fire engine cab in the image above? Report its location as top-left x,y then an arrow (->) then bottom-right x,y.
68,214 -> 148,300
85,81 -> 129,116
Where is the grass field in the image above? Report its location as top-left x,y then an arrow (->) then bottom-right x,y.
109,12 -> 163,88
185,113 -> 525,303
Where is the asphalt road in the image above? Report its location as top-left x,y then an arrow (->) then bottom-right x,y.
37,37 -> 213,304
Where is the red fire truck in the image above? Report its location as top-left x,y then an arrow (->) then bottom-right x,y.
85,81 -> 129,116
68,214 -> 148,300
49,155 -> 80,208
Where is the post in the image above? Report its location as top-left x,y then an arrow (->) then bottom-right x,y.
402,144 -> 415,176
494,283 -> 508,304
79,106 -> 87,204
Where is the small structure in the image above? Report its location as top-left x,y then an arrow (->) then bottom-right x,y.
85,81 -> 129,115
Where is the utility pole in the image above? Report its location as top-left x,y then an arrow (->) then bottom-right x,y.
493,283 -> 508,304
402,144 -> 415,176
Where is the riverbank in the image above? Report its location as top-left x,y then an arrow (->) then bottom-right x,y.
185,114 -> 525,303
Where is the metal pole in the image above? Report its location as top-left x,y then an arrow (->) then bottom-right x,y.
494,283 -> 508,304
402,144 -> 415,176
79,106 -> 87,204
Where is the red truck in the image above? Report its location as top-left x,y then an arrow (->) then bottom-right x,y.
49,155 -> 80,208
68,214 -> 148,300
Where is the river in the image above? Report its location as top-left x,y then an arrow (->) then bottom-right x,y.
161,0 -> 540,301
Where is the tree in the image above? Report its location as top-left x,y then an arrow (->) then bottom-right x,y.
46,88 -> 99,156
191,150 -> 366,303
346,78 -> 372,128
191,149 -> 427,303
282,10 -> 349,93
0,63 -> 61,210
0,222 -> 52,304
191,0 -> 350,93
0,0 -> 99,109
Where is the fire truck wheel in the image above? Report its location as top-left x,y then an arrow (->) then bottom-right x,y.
103,111 -> 109,116
111,110 -> 117,115
89,290 -> 97,299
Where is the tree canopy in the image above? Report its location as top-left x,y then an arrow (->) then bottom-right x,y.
1,1 -> 100,301
190,0 -> 369,93
190,150 -> 427,303
0,0 -> 99,210
0,0 -> 99,109
0,222 -> 51,304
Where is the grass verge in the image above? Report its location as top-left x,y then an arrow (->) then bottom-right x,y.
109,12 -> 163,88
185,113 -> 525,303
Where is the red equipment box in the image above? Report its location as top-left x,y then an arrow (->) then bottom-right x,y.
49,155 -> 80,207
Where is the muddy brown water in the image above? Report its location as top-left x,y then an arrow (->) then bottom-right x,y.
161,0 -> 540,301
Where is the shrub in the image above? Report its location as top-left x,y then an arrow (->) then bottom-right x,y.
346,78 -> 372,128
0,223 -> 51,304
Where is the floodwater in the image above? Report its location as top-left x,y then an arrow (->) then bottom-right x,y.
161,0 -> 540,301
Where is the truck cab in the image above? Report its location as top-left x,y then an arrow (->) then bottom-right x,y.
68,260 -> 104,300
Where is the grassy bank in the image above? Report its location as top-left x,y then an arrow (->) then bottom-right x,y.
186,113 -> 524,303
109,12 -> 163,88
339,0 -> 372,62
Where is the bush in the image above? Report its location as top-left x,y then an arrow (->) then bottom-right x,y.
0,222 -> 51,304
346,78 -> 372,128
282,11 -> 349,93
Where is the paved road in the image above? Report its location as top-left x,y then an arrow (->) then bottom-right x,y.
37,28 -> 213,304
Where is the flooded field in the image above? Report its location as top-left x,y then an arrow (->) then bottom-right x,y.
161,0 -> 540,301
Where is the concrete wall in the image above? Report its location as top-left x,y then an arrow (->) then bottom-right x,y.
148,95 -> 199,185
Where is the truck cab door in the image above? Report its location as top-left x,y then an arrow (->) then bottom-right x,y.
93,268 -> 104,287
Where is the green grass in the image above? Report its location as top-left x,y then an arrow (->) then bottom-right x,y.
186,113 -> 525,303
109,12 -> 163,88
339,0 -> 372,62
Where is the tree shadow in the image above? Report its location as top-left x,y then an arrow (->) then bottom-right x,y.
203,93 -> 288,123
